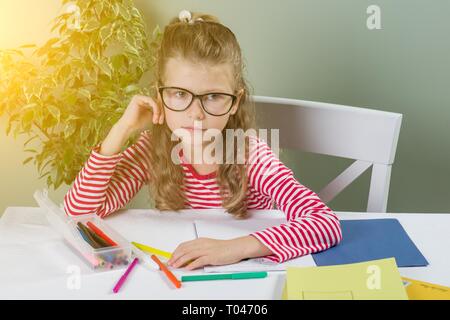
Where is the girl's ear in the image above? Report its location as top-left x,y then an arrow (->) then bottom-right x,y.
231,88 -> 244,115
154,84 -> 162,102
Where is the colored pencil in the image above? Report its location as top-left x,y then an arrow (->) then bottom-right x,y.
113,257 -> 139,293
151,254 -> 181,289
78,222 -> 111,248
77,223 -> 101,249
181,272 -> 268,282
131,241 -> 172,259
88,228 -> 111,248
87,221 -> 118,246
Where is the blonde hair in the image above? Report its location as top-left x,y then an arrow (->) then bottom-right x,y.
147,11 -> 255,218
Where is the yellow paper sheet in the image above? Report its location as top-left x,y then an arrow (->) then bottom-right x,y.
402,277 -> 450,300
283,257 -> 408,300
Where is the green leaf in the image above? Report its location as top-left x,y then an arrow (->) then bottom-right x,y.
47,105 -> 61,122
23,134 -> 39,147
64,122 -> 77,138
55,167 -> 64,189
96,60 -> 112,78
64,91 -> 78,106
63,148 -> 74,166
83,19 -> 101,32
38,158 -> 53,173
5,119 -> 13,135
46,175 -> 53,187
152,25 -> 162,39
94,2 -> 104,17
88,43 -> 98,61
99,25 -> 113,45
112,3 -> 120,17
78,88 -> 91,100
13,124 -> 22,139
125,43 -> 139,56
19,44 -> 37,49
38,171 -> 51,179
51,21 -> 63,33
111,54 -> 125,69
45,38 -> 60,47
21,109 -> 35,130
20,103 -> 37,112
23,156 -> 34,165
125,84 -> 140,93
118,3 -> 131,21
36,38 -> 59,56
66,115 -> 81,121
58,64 -> 71,79
80,124 -> 90,142
131,7 -> 142,19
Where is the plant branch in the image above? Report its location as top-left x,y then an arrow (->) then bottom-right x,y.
32,121 -> 51,141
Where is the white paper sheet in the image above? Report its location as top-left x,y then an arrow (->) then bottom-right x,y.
194,218 -> 316,273
106,211 -> 198,254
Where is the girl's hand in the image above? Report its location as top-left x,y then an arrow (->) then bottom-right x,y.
117,95 -> 164,134
168,237 -> 246,270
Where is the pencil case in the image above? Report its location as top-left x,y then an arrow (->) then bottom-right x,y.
33,189 -> 132,272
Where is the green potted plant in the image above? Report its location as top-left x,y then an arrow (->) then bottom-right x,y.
0,0 -> 161,189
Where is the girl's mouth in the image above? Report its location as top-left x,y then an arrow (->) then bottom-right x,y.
182,126 -> 207,131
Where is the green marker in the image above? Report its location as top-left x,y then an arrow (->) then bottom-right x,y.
181,272 -> 268,282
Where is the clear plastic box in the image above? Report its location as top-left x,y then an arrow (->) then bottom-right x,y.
34,189 -> 132,271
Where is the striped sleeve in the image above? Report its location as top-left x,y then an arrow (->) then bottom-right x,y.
247,137 -> 343,263
63,130 -> 152,218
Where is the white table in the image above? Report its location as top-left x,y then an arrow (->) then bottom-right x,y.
0,207 -> 449,299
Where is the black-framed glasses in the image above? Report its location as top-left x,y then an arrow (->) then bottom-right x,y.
158,86 -> 237,116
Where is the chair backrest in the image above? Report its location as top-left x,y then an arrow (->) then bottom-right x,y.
252,95 -> 403,212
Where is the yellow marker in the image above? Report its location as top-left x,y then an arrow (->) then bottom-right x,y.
131,241 -> 172,260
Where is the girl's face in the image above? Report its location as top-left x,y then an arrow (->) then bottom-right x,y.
157,57 -> 242,145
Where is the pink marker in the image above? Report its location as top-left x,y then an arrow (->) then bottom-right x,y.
113,257 -> 139,293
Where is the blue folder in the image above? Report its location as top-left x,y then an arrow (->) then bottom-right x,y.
312,219 -> 429,267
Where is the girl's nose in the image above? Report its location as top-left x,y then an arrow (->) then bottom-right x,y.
187,97 -> 205,120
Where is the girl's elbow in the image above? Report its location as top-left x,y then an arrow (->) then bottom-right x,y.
327,210 -> 343,247
63,195 -> 107,219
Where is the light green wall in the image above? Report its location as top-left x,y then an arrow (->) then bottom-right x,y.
1,0 -> 449,215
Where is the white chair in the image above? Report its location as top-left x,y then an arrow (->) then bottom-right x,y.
252,95 -> 403,213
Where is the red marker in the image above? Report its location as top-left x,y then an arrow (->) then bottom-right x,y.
87,221 -> 118,247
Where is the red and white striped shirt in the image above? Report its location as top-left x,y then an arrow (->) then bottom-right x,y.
64,130 -> 342,263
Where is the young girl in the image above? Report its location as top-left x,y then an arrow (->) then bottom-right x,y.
64,10 -> 342,270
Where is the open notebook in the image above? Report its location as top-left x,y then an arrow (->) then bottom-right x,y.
105,209 -> 316,273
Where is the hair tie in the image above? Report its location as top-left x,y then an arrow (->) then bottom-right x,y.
178,10 -> 191,23
178,9 -> 203,24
